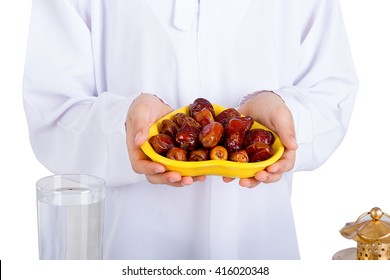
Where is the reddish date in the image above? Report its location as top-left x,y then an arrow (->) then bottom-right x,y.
210,145 -> 228,160
215,108 -> 241,127
244,128 -> 275,147
224,117 -> 246,153
189,149 -> 209,161
193,107 -> 214,127
175,117 -> 202,151
245,142 -> 274,162
172,112 -> 187,127
160,119 -> 179,138
189,98 -> 215,118
229,150 -> 249,163
198,122 -> 224,149
240,116 -> 254,133
166,147 -> 188,161
181,116 -> 202,131
149,134 -> 175,155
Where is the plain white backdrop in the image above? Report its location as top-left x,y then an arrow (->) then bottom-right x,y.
1,0 -> 389,278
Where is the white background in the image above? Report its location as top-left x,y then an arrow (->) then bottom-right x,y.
1,0 -> 390,278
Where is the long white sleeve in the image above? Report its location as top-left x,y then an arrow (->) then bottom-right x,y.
23,0 -> 142,187
273,0 -> 359,171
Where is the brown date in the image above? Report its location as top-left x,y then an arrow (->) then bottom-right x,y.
193,107 -> 214,127
198,122 -> 224,149
172,112 -> 187,127
189,98 -> 215,118
215,108 -> 241,127
209,145 -> 228,160
181,116 -> 202,131
166,147 -> 188,161
229,150 -> 249,163
189,148 -> 209,161
243,128 -> 275,147
160,119 -> 179,138
245,142 -> 274,162
240,116 -> 254,132
224,117 -> 246,153
149,134 -> 175,155
175,117 -> 202,151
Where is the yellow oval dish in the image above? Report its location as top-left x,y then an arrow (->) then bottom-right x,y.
141,104 -> 284,178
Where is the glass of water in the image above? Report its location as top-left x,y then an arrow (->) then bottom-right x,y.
36,174 -> 105,260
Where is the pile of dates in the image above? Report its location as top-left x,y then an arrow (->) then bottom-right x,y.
149,98 -> 275,163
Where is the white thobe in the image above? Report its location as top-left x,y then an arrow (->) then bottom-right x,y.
23,0 -> 358,259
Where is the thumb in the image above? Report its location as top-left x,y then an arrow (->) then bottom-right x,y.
134,126 -> 149,146
125,108 -> 150,147
272,109 -> 297,151
126,94 -> 174,146
126,112 -> 150,146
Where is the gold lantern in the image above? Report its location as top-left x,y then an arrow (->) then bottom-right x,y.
339,207 -> 390,260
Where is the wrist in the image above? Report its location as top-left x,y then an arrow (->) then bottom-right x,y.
239,91 -> 276,115
239,90 -> 268,106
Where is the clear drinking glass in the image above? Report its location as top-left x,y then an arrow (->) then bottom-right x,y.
36,174 -> 105,260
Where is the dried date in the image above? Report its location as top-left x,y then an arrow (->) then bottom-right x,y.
160,119 -> 179,138
215,107 -> 241,127
224,117 -> 246,153
240,116 -> 254,132
229,150 -> 249,163
245,142 -> 274,162
175,117 -> 202,151
210,145 -> 228,160
243,128 -> 275,147
181,116 -> 202,131
166,147 -> 187,161
172,112 -> 187,127
198,122 -> 224,148
193,107 -> 214,127
189,98 -> 215,118
189,149 -> 209,161
149,134 -> 175,155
